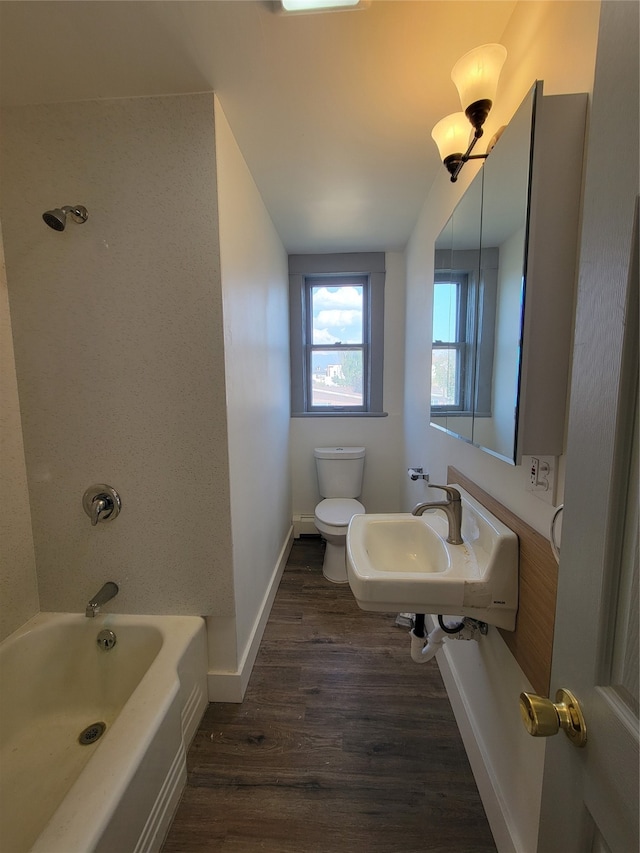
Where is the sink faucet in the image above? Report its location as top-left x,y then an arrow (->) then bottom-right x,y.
85,581 -> 119,617
412,485 -> 463,545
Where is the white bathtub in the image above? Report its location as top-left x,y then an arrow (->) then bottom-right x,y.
0,612 -> 208,853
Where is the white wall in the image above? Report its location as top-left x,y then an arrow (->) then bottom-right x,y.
290,250 -> 406,517
212,96 -> 292,680
403,3 -> 600,851
0,227 -> 39,641
0,95 -> 234,620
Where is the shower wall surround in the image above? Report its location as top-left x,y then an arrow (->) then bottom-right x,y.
0,230 -> 39,641
1,95 -> 234,619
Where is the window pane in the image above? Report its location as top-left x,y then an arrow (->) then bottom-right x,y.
312,285 -> 363,345
431,348 -> 458,406
311,349 -> 363,407
433,281 -> 458,342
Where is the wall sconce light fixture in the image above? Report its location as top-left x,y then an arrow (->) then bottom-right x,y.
275,0 -> 369,14
432,43 -> 507,183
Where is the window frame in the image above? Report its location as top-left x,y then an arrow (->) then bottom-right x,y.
431,248 -> 498,420
304,274 -> 369,413
431,271 -> 474,414
289,253 -> 386,417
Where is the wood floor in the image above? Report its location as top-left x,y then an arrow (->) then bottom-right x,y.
162,538 -> 496,853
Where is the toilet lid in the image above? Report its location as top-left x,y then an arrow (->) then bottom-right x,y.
315,498 -> 365,527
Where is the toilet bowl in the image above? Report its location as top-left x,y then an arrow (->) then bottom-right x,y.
313,447 -> 366,584
314,497 -> 365,583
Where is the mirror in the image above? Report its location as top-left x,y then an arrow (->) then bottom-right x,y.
430,168 -> 482,442
430,85 -> 536,463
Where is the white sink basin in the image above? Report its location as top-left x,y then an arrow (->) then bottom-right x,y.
346,485 -> 518,630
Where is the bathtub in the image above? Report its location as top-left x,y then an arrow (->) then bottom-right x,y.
0,612 -> 208,853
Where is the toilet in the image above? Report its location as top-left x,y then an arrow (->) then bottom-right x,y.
313,446 -> 366,583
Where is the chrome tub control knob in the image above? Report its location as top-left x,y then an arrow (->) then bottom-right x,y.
83,484 -> 122,526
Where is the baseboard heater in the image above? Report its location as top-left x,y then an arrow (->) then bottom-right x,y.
293,514 -> 318,537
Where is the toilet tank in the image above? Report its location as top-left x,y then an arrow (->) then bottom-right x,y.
314,447 -> 365,498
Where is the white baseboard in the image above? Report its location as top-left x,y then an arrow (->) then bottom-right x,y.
207,526 -> 294,703
435,634 -> 518,853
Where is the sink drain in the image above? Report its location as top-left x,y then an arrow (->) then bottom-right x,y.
78,721 -> 106,745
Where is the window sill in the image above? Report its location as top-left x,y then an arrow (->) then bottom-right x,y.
431,410 -> 491,418
291,411 -> 388,418
431,410 -> 473,418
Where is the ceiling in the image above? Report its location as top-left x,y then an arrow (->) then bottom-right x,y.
0,1 -> 517,253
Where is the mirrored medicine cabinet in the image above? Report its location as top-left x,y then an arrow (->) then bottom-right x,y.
430,81 -> 587,464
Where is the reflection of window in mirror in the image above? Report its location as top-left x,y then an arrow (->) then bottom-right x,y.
431,259 -> 498,424
432,272 -> 475,414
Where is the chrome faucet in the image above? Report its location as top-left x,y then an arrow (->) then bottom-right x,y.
412,484 -> 463,545
85,581 -> 119,617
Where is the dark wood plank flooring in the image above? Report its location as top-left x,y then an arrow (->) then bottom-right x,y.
162,538 -> 496,853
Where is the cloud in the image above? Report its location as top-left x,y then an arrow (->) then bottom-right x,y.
317,309 -> 361,328
313,327 -> 340,345
312,286 -> 362,310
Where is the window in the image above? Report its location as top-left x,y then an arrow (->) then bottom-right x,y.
431,251 -> 498,419
431,272 -> 474,412
306,276 -> 367,409
289,253 -> 385,416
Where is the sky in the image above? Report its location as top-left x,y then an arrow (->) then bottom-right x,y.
312,285 -> 363,345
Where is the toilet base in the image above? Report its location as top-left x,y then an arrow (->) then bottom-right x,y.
321,539 -> 349,584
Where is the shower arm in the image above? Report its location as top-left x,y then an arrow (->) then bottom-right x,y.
61,205 -> 88,223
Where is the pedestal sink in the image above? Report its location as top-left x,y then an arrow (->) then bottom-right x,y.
345,485 -> 519,630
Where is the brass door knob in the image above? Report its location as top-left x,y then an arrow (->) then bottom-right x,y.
519,688 -> 587,748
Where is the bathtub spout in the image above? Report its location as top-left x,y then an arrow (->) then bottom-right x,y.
86,582 -> 119,617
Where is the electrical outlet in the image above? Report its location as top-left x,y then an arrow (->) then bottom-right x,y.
525,455 -> 558,505
529,457 -> 540,487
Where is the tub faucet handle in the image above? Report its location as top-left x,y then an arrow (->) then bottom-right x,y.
83,484 -> 122,526
91,497 -> 108,526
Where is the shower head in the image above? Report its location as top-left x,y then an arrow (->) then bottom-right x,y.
42,205 -> 88,231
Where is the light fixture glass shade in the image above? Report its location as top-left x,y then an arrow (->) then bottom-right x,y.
431,112 -> 472,161
280,0 -> 364,11
451,43 -> 507,111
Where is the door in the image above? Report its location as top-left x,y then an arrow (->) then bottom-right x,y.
535,4 -> 639,851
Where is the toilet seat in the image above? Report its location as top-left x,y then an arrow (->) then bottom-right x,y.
315,498 -> 364,529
